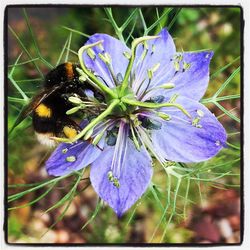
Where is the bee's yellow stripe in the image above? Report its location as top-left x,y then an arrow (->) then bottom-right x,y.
63,126 -> 77,139
35,104 -> 52,118
65,62 -> 74,80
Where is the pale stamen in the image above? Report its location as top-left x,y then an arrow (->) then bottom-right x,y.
110,121 -> 129,179
136,125 -> 166,166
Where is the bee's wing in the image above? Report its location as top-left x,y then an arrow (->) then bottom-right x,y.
9,85 -> 62,135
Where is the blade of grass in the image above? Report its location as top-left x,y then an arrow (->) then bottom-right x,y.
23,8 -> 53,69
8,97 -> 27,104
8,182 -> 57,210
61,25 -> 90,38
155,8 -> 162,30
81,198 -> 101,230
8,173 -> 73,202
226,142 -> 240,150
104,8 -> 124,42
213,66 -> 240,98
16,78 -> 43,83
214,101 -> 240,123
167,8 -> 182,31
8,57 -> 40,68
125,17 -> 137,44
56,35 -> 69,66
8,53 -> 29,102
43,174 -> 81,214
8,25 -> 44,78
149,170 -> 171,242
23,8 -> 41,57
120,8 -> 139,31
65,31 -> 72,62
40,170 -> 85,237
211,56 -> 240,79
150,183 -> 164,211
183,178 -> 190,220
67,48 -> 78,56
139,9 -> 147,36
201,94 -> 240,104
147,8 -> 173,35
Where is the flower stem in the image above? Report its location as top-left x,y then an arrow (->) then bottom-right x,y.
121,98 -> 191,118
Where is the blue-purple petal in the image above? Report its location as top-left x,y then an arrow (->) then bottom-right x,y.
46,140 -> 103,176
90,140 -> 152,217
151,96 -> 227,162
82,34 -> 130,88
144,51 -> 214,101
132,28 -> 176,97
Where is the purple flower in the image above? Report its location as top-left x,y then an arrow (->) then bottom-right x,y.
46,28 -> 227,217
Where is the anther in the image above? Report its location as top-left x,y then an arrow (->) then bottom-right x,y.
169,94 -> 179,103
197,109 -> 204,117
98,52 -> 111,65
79,75 -> 88,82
123,51 -> 131,59
62,148 -> 68,154
132,117 -> 142,127
113,179 -> 120,188
66,106 -> 82,115
151,44 -> 156,55
87,48 -> 96,60
141,48 -> 148,62
174,54 -> 183,62
68,96 -> 83,105
107,171 -> 120,188
147,63 -> 160,80
147,69 -> 153,80
192,117 -> 202,128
107,171 -> 114,182
160,83 -> 175,89
98,43 -> 104,52
92,130 -> 105,146
183,62 -> 191,71
84,128 -> 94,140
143,41 -> 148,50
157,112 -> 171,121
174,61 -> 180,72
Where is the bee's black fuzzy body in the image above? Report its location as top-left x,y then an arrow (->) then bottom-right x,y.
26,62 -> 100,146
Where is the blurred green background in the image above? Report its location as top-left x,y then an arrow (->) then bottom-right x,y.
7,6 -> 241,244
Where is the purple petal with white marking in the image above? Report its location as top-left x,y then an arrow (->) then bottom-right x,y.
82,34 -> 130,88
46,140 -> 104,176
151,96 -> 227,162
90,139 -> 152,217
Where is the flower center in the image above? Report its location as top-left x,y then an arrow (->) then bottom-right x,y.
107,85 -> 137,116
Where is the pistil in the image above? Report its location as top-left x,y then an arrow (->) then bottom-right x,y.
120,35 -> 160,96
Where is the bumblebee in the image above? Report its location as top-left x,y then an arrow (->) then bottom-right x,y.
14,62 -> 103,147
